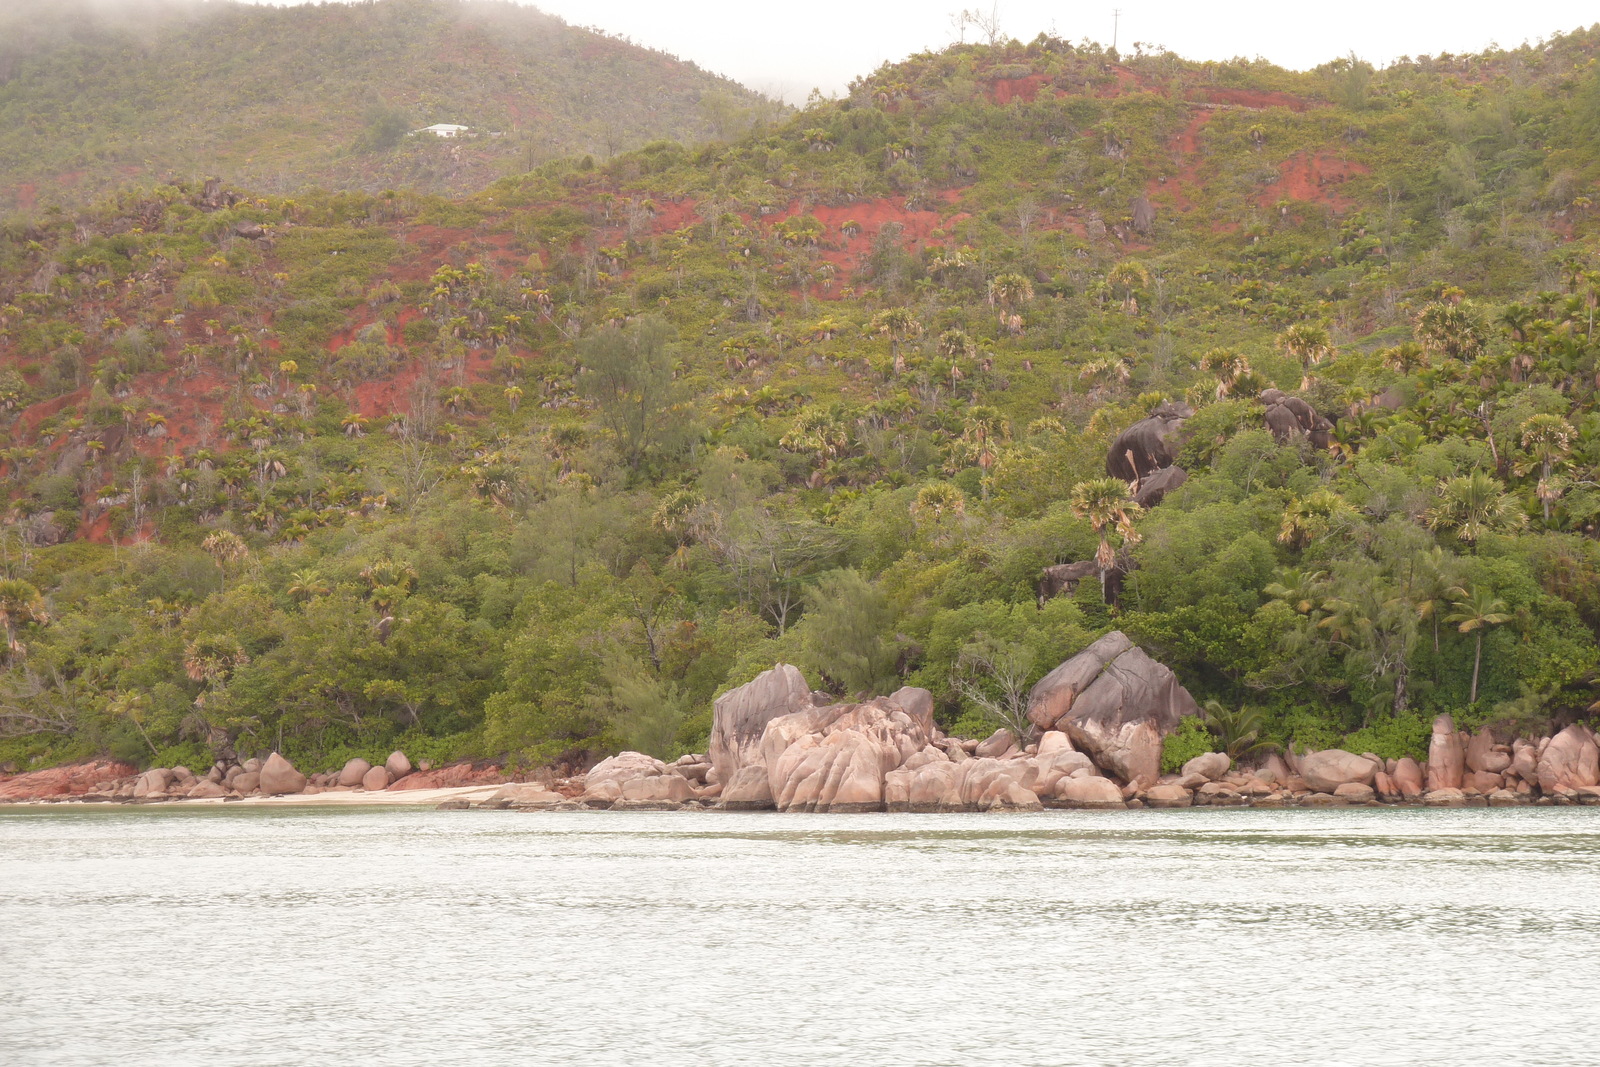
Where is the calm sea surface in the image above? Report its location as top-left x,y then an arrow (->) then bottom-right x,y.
1,807 -> 1597,1066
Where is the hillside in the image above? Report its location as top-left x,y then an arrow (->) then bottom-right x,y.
0,0 -> 774,212
3,27 -> 1600,777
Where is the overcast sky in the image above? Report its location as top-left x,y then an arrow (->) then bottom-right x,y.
246,1 -> 1600,101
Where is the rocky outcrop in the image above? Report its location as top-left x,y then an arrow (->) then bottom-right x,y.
0,759 -> 137,801
1259,389 -> 1334,449
387,761 -> 508,790
486,783 -> 566,809
362,766 -> 391,791
1536,724 -> 1600,794
1299,750 -> 1377,793
338,759 -> 372,787
709,664 -> 815,786
1132,464 -> 1187,508
384,751 -> 412,781
1106,401 -> 1193,482
1181,752 -> 1230,781
1038,560 -> 1099,602
1426,714 -> 1465,792
1025,632 -> 1199,788
886,755 -> 1043,813
259,753 -> 306,796
762,694 -> 938,813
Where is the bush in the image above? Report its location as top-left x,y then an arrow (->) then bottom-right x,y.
1160,715 -> 1214,773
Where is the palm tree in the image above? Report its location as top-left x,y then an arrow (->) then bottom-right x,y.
1415,300 -> 1488,361
1278,322 -> 1332,389
988,273 -> 1035,323
1070,477 -> 1142,601
1425,471 -> 1527,550
1445,584 -> 1511,704
0,578 -> 48,665
201,530 -> 248,590
1380,342 -> 1429,374
1263,567 -> 1327,615
956,405 -> 1009,493
183,633 -> 248,687
286,569 -> 329,603
1278,490 -> 1353,550
1408,546 -> 1458,654
1516,414 -> 1575,521
870,308 -> 923,369
1200,700 -> 1276,761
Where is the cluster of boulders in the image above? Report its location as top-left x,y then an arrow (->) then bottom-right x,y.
1040,391 -> 1334,606
510,641 -> 1600,815
1259,388 -> 1334,449
526,638 -> 1196,813
10,749 -> 500,803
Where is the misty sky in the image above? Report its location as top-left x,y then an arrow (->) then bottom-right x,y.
241,1 -> 1598,101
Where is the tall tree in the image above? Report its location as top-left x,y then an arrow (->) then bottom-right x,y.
577,315 -> 687,471
1070,477 -> 1142,601
0,579 -> 47,666
1445,584 -> 1511,704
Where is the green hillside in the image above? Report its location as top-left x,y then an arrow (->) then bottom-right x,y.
0,0 -> 773,212
3,27 -> 1600,775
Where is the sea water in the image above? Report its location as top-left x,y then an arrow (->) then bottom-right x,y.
2,807 -> 1597,1066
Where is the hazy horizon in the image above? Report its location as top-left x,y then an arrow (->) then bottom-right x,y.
217,0 -> 1600,102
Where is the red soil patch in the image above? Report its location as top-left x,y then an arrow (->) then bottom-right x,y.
13,182 -> 36,213
646,197 -> 702,232
351,361 -> 428,419
989,74 -> 1050,105
1145,107 -> 1218,211
764,191 -> 964,290
1262,152 -> 1368,211
1188,88 -> 1311,112
1096,66 -> 1145,99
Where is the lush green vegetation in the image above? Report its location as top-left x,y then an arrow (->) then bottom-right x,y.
0,0 -> 774,212
4,26 -> 1600,774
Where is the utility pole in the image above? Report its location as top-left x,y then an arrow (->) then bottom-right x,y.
1112,8 -> 1121,54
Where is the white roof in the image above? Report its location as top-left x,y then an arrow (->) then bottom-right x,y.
414,123 -> 471,134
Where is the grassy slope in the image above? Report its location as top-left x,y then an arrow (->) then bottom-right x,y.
2,29 -> 1600,770
0,0 -> 773,212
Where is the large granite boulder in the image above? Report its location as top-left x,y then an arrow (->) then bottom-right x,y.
1038,560 -> 1099,602
885,754 -> 1042,812
338,758 -> 372,788
1024,632 -> 1199,788
1299,750 -> 1378,793
259,753 -> 306,795
1392,757 -> 1424,799
582,751 -> 671,802
709,664 -> 815,786
1536,724 -> 1600,794
1465,727 -> 1511,774
384,751 -> 412,780
1426,714 -> 1465,791
1132,464 -> 1187,508
1259,390 -> 1334,449
361,766 -> 391,791
1054,775 -> 1125,809
1106,402 -> 1193,481
1181,752 -> 1230,781
761,695 -> 937,813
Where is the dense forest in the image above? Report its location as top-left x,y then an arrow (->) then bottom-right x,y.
3,17 -> 1600,776
0,0 -> 774,212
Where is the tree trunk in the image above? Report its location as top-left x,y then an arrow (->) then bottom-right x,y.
1470,633 -> 1482,705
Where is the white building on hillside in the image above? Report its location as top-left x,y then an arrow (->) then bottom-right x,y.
413,123 -> 472,138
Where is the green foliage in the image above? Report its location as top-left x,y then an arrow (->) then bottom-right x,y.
1161,716 -> 1215,773
8,25 -> 1600,778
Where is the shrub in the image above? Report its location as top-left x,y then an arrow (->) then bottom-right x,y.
1160,715 -> 1214,773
